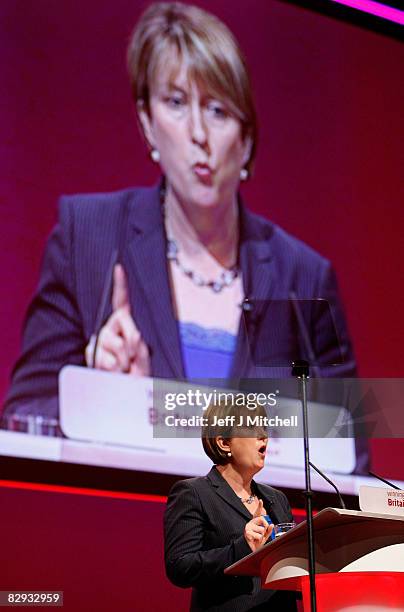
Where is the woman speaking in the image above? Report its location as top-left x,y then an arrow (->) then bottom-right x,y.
3,3 -> 354,426
164,401 -> 297,611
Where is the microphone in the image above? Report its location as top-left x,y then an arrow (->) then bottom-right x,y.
240,296 -> 258,344
309,461 -> 346,509
289,291 -> 320,378
241,296 -> 255,313
368,470 -> 402,490
90,199 -> 130,368
91,248 -> 119,368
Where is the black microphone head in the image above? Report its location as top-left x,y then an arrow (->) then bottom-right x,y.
292,360 -> 310,377
241,297 -> 254,312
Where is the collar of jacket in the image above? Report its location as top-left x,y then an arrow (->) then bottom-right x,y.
206,465 -> 277,521
124,179 -> 276,379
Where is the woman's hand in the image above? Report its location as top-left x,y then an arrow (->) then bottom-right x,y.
244,499 -> 273,553
85,264 -> 151,376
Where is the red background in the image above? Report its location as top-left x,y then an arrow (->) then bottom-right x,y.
0,483 -> 190,611
0,481 -> 306,611
1,1 -> 403,475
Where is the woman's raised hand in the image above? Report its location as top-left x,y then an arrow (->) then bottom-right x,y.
244,499 -> 273,553
85,264 -> 151,376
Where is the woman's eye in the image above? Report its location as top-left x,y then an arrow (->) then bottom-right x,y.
166,94 -> 185,109
207,102 -> 227,118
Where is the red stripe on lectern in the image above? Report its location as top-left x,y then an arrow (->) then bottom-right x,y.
0,479 -> 308,516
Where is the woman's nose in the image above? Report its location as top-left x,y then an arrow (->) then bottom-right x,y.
189,102 -> 208,149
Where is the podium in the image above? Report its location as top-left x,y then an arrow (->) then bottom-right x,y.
225,508 -> 404,611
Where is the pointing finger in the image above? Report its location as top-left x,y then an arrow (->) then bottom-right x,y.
108,308 -> 140,359
98,326 -> 130,371
112,263 -> 130,311
253,499 -> 264,518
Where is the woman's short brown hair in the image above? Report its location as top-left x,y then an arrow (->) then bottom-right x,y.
202,400 -> 268,465
127,2 -> 258,172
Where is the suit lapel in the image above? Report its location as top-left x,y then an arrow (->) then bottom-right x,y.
124,185 -> 184,379
208,468 -> 286,525
253,480 -> 283,523
207,466 -> 253,521
230,205 -> 275,378
122,187 -> 275,380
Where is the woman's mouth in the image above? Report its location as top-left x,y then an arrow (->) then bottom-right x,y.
192,163 -> 213,182
258,444 -> 267,458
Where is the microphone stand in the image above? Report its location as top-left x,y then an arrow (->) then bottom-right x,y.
292,359 -> 317,612
309,461 -> 346,509
368,471 -> 402,490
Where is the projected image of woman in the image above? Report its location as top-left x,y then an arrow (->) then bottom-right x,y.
2,3 -> 355,429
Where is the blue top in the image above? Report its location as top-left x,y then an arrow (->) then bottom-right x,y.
178,322 -> 237,380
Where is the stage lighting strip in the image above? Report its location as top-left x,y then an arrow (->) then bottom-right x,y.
330,0 -> 404,24
0,478 -> 166,504
0,479 -> 307,516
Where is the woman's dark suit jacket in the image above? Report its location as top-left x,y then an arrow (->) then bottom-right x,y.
164,466 -> 297,611
2,181 -> 355,422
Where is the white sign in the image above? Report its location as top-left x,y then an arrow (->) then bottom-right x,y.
359,485 -> 404,516
59,366 -> 356,475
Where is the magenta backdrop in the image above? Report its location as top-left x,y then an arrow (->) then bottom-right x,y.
0,486 -> 190,611
1,1 -> 403,475
0,484 -> 306,611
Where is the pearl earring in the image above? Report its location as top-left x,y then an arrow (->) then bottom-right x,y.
227,452 -> 232,457
240,168 -> 248,181
150,149 -> 160,163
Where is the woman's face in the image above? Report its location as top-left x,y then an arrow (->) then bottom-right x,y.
139,61 -> 251,212
227,435 -> 268,475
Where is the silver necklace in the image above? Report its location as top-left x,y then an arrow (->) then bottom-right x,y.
161,191 -> 239,294
240,494 -> 256,504
166,238 -> 239,293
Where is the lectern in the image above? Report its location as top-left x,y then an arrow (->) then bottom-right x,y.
225,508 -> 404,611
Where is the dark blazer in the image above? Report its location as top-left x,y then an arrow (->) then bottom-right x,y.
2,181 -> 355,421
164,466 -> 297,611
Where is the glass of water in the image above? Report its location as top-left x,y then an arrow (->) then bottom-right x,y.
274,522 -> 296,537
